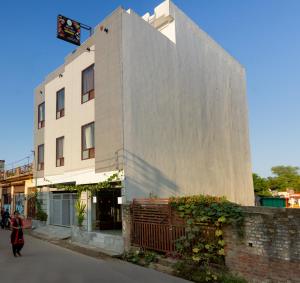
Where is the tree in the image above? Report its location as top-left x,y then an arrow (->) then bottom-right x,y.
271,166 -> 299,177
268,166 -> 300,192
252,173 -> 271,196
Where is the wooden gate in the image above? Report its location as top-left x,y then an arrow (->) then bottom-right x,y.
131,199 -> 185,252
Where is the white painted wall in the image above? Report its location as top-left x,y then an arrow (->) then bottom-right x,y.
122,2 -> 254,205
43,47 -> 95,178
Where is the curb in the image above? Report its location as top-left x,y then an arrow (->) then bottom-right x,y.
26,229 -> 117,261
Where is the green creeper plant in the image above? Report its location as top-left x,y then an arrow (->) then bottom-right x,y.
51,172 -> 121,196
170,195 -> 244,282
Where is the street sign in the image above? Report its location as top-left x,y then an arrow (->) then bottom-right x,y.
57,15 -> 81,46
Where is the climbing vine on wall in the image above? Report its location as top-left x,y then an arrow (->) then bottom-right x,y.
50,172 -> 121,197
170,195 -> 244,281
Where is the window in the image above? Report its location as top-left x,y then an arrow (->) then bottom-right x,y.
82,122 -> 95,160
38,102 -> 45,129
56,88 -> 65,119
56,137 -> 64,167
81,64 -> 94,103
37,144 -> 44,171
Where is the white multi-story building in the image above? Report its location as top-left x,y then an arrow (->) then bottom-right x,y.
34,0 -> 254,244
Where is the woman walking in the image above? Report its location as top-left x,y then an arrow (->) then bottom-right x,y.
11,211 -> 24,257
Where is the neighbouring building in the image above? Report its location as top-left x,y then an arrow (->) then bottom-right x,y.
33,0 -> 254,251
0,160 -> 36,219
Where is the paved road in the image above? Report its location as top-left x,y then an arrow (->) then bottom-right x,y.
0,229 -> 188,283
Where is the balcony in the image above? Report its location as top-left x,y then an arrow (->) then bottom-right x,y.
0,163 -> 33,181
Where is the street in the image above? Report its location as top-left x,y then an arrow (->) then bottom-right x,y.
0,229 -> 188,283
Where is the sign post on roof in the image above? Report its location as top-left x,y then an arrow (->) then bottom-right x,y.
57,15 -> 92,46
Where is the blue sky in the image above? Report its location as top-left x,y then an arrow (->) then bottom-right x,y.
0,0 -> 299,176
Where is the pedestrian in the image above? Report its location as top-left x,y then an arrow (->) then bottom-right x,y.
0,207 -> 4,228
10,211 -> 24,257
2,209 -> 10,229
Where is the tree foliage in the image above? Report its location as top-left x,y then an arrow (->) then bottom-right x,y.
269,166 -> 300,192
253,165 -> 300,194
252,173 -> 271,196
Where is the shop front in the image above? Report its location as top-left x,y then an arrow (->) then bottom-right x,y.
13,185 -> 25,215
1,187 -> 11,212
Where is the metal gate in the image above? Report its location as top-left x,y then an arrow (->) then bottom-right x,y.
131,199 -> 185,252
50,193 -> 77,226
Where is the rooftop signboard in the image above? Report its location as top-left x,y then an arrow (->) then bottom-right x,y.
57,15 -> 81,46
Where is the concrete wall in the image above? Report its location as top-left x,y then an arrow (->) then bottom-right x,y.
94,8 -> 124,173
225,207 -> 300,283
43,46 -> 95,178
122,1 -> 253,205
34,11 -> 124,186
34,1 -> 253,205
34,33 -> 101,185
34,86 -> 45,179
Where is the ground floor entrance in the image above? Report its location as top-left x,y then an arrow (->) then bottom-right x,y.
49,192 -> 77,227
93,188 -> 122,230
13,192 -> 25,215
1,188 -> 11,213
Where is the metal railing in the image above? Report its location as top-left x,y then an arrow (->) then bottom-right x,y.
0,163 -> 33,181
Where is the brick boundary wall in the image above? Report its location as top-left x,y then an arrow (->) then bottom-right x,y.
224,207 -> 300,283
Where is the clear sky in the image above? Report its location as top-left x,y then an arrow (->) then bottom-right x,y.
0,0 -> 299,176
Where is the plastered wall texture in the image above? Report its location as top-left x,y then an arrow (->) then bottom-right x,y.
121,2 -> 253,205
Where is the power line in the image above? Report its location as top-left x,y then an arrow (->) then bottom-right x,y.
4,153 -> 33,169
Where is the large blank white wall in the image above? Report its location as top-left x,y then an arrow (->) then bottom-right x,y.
122,3 -> 254,205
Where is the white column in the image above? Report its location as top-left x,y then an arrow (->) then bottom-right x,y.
87,192 -> 92,232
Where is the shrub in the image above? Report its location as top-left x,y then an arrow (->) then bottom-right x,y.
36,210 -> 48,222
75,200 -> 86,227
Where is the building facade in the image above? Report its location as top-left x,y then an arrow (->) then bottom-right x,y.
0,161 -> 35,218
34,0 -> 254,235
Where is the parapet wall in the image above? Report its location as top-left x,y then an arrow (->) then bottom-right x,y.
225,207 -> 300,283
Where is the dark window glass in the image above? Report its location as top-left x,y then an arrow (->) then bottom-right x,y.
37,144 -> 44,170
38,103 -> 45,128
56,88 -> 65,119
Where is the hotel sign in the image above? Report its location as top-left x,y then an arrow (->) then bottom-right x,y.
57,15 -> 81,46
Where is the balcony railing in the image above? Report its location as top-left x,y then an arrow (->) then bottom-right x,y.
0,163 -> 33,181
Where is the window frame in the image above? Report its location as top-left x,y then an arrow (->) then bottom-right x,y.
81,122 -> 95,160
56,88 -> 65,120
38,102 -> 45,129
81,64 -> 95,104
37,144 -> 44,171
56,136 -> 64,167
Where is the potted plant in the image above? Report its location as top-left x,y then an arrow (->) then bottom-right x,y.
75,199 -> 86,228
